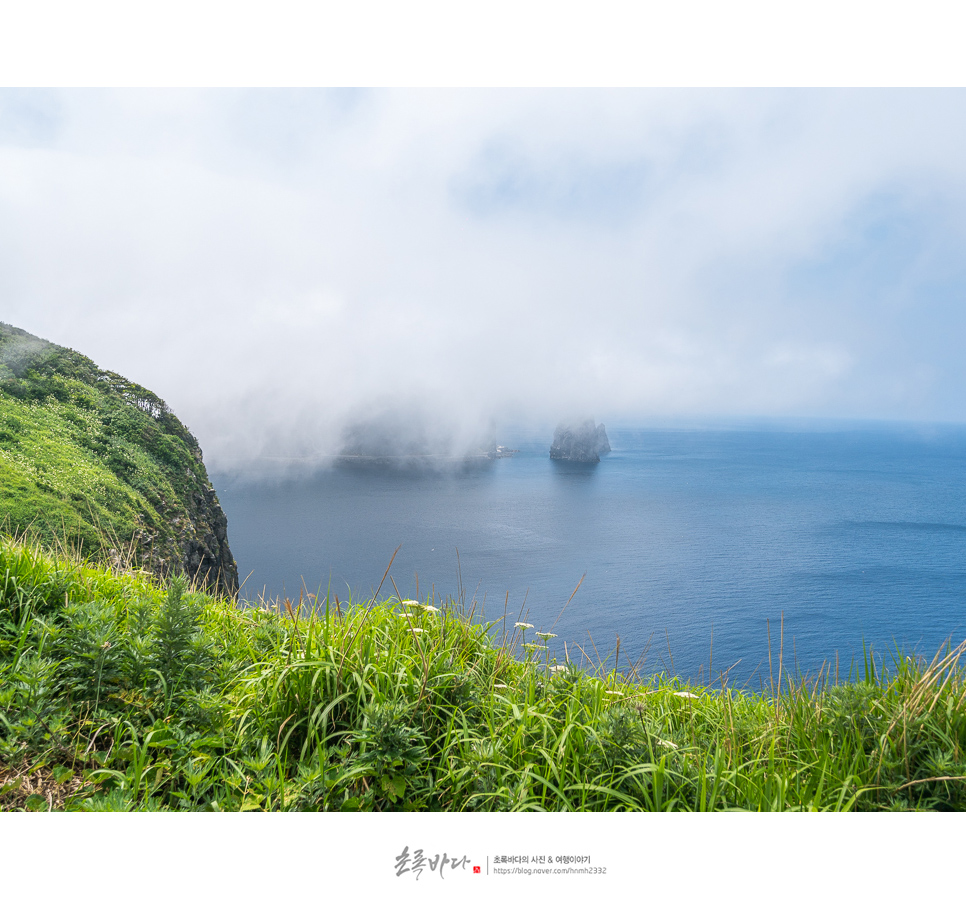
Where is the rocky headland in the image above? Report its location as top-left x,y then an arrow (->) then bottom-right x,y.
0,322 -> 238,595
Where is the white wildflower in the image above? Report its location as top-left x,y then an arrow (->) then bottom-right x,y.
401,600 -> 421,607
604,690 -> 623,696
674,691 -> 698,699
657,739 -> 679,750
535,632 -> 557,640
422,605 -> 440,613
514,622 -> 534,630
409,627 -> 425,634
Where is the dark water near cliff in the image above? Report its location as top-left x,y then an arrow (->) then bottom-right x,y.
214,424 -> 966,686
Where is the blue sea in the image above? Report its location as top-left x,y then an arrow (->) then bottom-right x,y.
214,424 -> 966,687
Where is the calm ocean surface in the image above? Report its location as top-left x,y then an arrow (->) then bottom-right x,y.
214,424 -> 966,686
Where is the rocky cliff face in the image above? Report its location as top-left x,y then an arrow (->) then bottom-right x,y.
128,438 -> 238,596
183,477 -> 236,593
549,419 -> 611,463
0,322 -> 238,596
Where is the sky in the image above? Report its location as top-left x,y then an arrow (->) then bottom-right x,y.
3,87 -> 966,470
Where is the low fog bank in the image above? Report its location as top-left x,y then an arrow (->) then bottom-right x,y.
199,395 -> 966,484
339,402 -> 500,460
202,395 -> 541,482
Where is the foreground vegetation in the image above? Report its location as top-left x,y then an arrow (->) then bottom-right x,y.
2,536 -> 965,811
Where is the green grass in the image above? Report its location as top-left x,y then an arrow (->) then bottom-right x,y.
2,535 -> 965,812
0,389 -> 180,556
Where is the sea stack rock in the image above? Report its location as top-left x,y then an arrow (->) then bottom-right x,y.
550,419 -> 610,463
596,423 -> 611,456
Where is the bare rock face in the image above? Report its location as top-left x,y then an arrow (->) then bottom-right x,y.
550,419 -> 610,463
179,474 -> 238,596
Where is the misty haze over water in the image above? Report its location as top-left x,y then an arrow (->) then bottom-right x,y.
215,423 -> 966,686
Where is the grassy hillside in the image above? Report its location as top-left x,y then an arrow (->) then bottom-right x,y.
0,323 -> 236,593
2,535 -> 965,811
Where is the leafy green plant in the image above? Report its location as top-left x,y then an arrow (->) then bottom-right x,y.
148,576 -> 212,696
346,700 -> 430,809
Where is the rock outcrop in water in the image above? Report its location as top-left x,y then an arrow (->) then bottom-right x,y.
549,419 -> 611,463
596,423 -> 611,456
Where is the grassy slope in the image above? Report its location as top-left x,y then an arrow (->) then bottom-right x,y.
2,536 -> 965,812
0,323 -> 224,579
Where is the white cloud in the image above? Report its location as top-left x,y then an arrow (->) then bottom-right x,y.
3,88 -> 966,470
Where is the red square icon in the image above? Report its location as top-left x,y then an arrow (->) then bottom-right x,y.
473,866 -> 481,874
